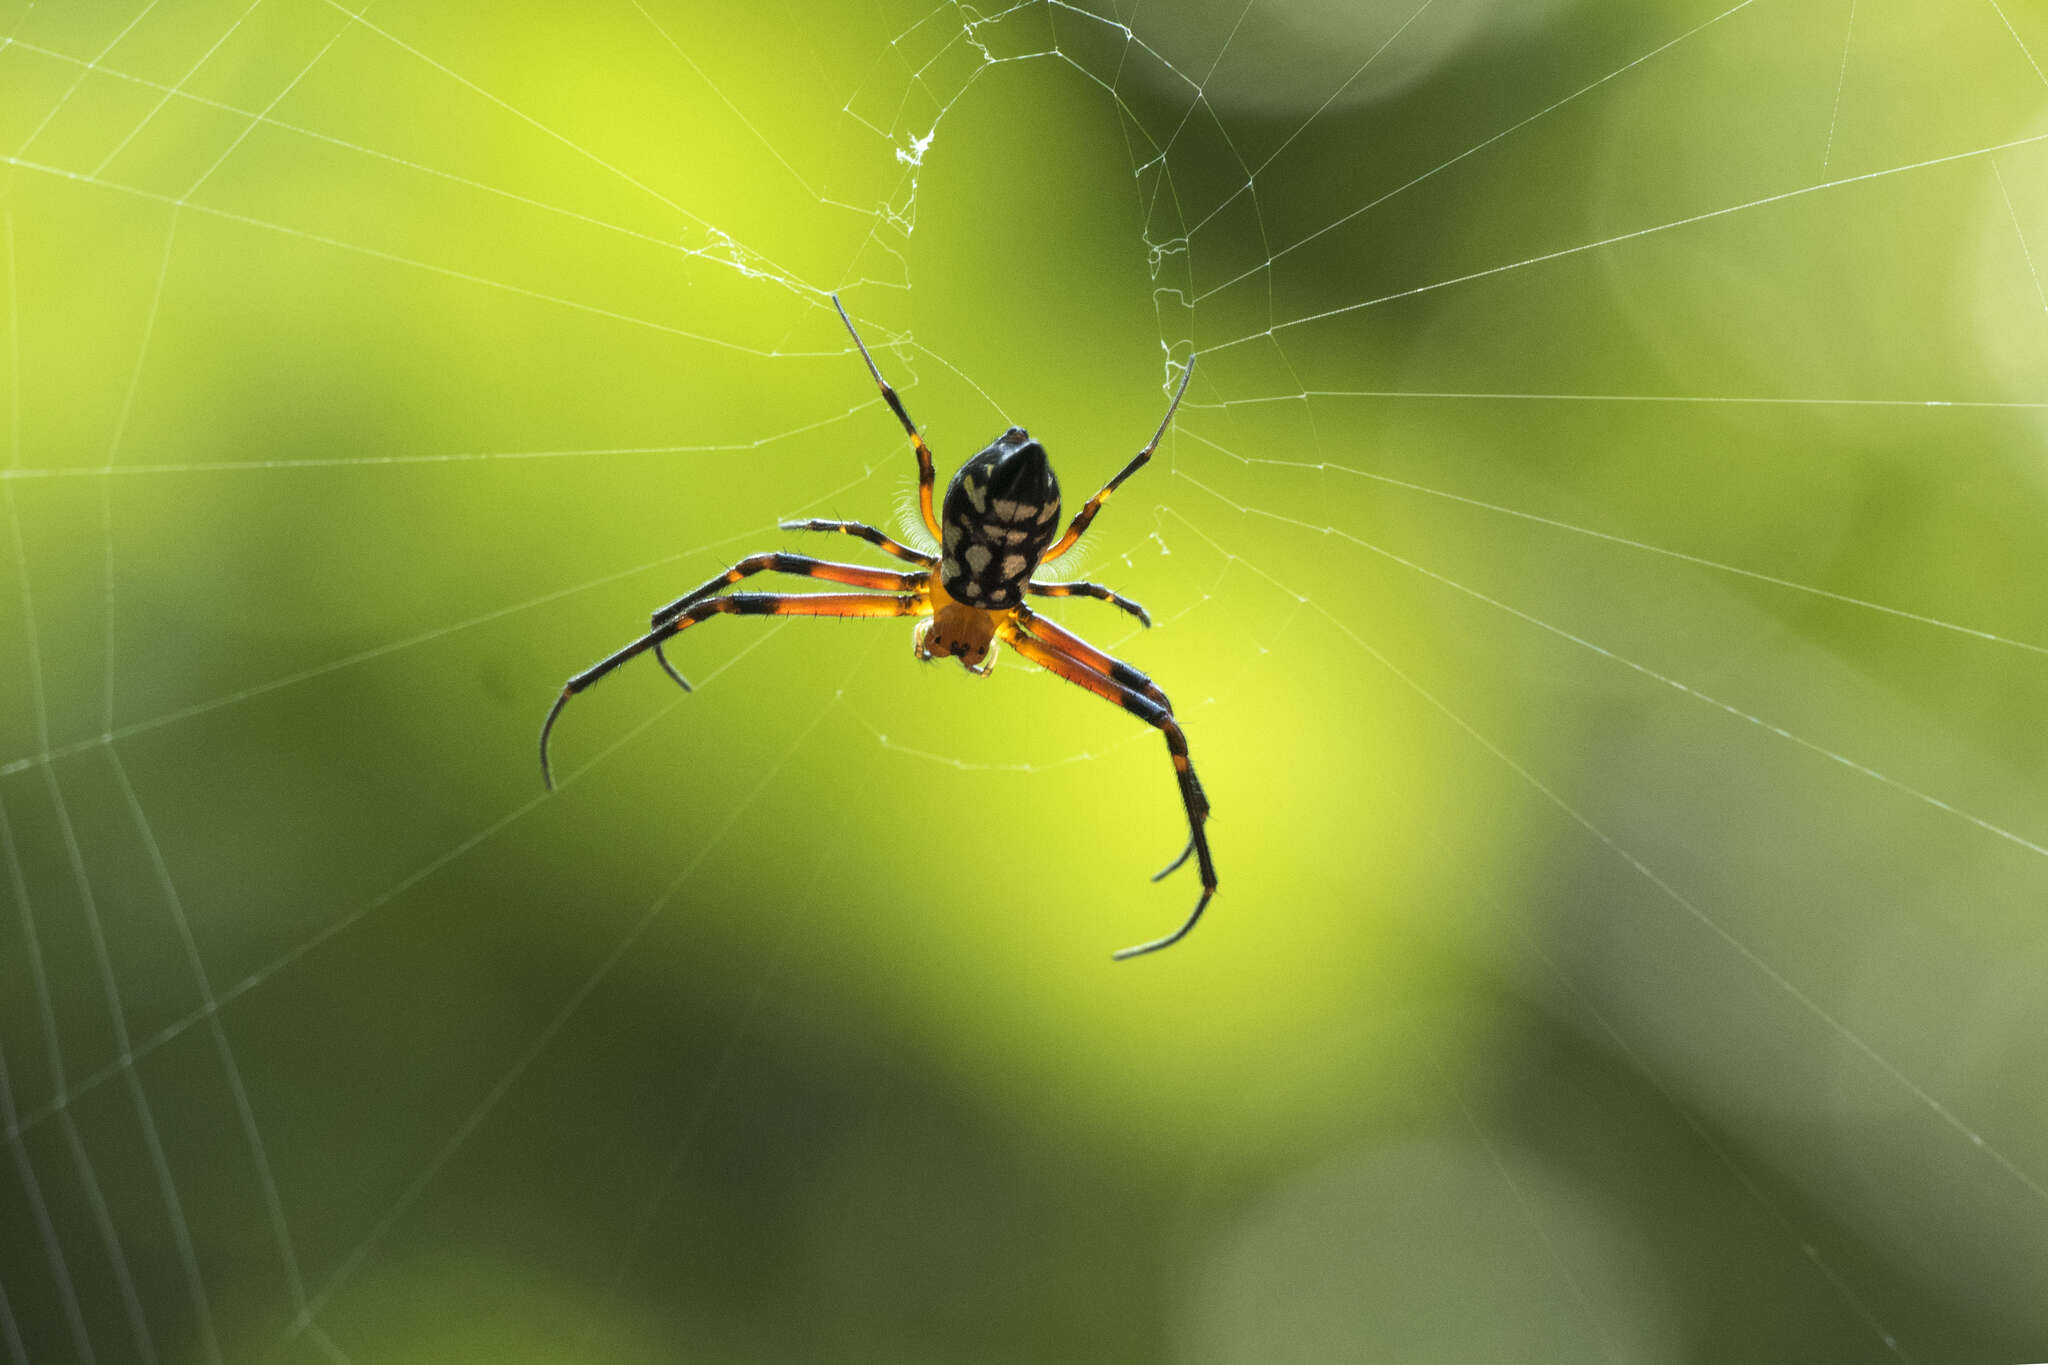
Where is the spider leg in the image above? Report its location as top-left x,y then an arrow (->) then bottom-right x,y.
1039,356 -> 1193,565
650,554 -> 927,630
541,590 -> 927,790
778,518 -> 935,567
1025,579 -> 1151,627
1150,838 -> 1197,883
999,616 -> 1214,960
1013,606 -> 1202,880
651,641 -> 693,693
1013,605 -> 1174,713
644,554 -> 928,693
833,295 -> 944,541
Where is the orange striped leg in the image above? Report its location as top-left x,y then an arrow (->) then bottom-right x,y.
1040,356 -> 1193,563
778,518 -> 935,567
647,555 -> 927,694
1001,623 -> 1215,960
650,554 -> 926,628
1012,605 -> 1173,712
833,295 -> 942,540
541,591 -> 927,790
1012,607 -> 1203,880
1024,579 -> 1151,627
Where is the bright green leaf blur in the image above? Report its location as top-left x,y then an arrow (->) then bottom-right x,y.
3,0 -> 2046,1361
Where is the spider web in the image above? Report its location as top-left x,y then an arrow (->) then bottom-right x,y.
2,0 -> 2047,1359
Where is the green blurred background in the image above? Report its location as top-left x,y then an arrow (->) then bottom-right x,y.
3,0 -> 2047,1360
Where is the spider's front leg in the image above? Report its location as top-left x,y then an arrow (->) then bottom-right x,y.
641,553 -> 929,692
1015,608 -> 1175,714
649,553 -> 923,630
540,590 -> 928,790
998,616 -> 1214,960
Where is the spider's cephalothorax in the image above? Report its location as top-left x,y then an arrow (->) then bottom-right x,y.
540,296 -> 1213,960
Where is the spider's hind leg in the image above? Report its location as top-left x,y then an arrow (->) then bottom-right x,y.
833,295 -> 945,541
1039,356 -> 1193,565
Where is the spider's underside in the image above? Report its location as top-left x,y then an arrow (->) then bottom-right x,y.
541,297 -> 1213,960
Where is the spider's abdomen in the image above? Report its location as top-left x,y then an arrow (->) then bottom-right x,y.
938,427 -> 1061,609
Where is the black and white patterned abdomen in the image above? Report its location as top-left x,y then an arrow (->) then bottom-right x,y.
937,427 -> 1061,608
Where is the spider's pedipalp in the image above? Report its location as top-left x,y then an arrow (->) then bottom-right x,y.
917,578 -> 998,670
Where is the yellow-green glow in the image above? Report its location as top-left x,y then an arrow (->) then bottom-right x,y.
2,1 -> 2046,1360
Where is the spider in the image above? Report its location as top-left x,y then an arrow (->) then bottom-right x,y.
540,297 -> 1213,960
